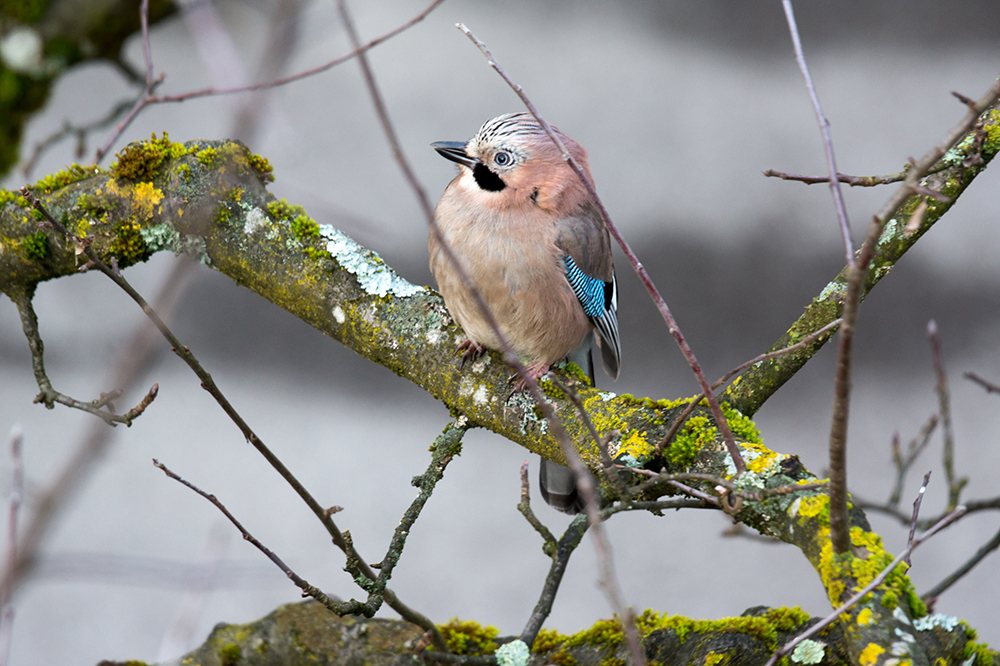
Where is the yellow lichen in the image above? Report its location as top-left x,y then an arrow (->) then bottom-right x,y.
859,642 -> 884,666
618,429 -> 652,460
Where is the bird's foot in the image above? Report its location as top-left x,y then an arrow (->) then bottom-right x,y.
509,361 -> 551,393
457,339 -> 487,368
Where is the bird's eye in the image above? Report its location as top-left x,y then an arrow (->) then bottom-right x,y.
493,151 -> 512,167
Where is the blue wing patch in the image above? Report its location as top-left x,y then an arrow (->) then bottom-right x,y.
563,255 -> 621,379
563,255 -> 606,318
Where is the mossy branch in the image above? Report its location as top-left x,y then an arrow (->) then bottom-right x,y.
723,102 -> 1000,417
1,137 -> 994,660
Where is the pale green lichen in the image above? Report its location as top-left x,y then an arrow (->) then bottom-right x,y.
496,640 -> 530,666
319,224 -> 421,297
791,639 -> 826,664
913,614 -> 960,632
139,224 -> 179,253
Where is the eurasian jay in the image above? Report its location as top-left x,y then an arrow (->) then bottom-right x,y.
430,112 -> 621,513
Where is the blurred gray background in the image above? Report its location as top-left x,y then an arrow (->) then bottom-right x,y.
1,1 -> 999,663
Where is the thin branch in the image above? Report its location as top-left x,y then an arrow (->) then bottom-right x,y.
762,162 -> 951,188
456,22 -> 747,485
905,471 -> 931,566
764,505 -> 967,666
17,188 -> 446,649
8,286 -> 159,427
781,0 -> 859,557
93,0 -> 445,162
343,421 -> 468,617
928,320 -> 965,510
656,318 -> 842,454
519,514 -> 588,649
888,414 -> 938,508
780,0 -> 854,266
827,216 -> 880,554
964,371 -> 1000,394
517,463 -> 557,557
922,524 -> 1000,603
152,460 -> 342,611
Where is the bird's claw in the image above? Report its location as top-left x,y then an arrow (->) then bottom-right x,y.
457,339 -> 486,368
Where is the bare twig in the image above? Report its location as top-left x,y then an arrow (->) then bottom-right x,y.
928,320 -> 965,510
827,218 -> 878,554
152,460 -> 342,611
517,463 -> 557,556
762,162 -> 951,188
922,525 -> 1000,604
94,0 -> 165,161
518,513 -> 589,649
781,0 -> 862,557
888,414 -> 938,508
764,505 -> 967,666
780,0 -> 854,266
656,318 -> 842,454
457,23 -> 746,488
623,468 -> 826,505
964,371 -> 1000,394
342,421 -> 468,618
93,0 -> 445,162
9,286 -> 159,427
905,471 -> 931,566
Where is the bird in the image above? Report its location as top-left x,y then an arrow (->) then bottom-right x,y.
429,112 -> 621,513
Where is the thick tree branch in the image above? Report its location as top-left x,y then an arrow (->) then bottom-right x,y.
724,82 -> 1000,417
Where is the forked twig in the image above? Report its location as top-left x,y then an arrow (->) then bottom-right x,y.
153,460 -> 341,610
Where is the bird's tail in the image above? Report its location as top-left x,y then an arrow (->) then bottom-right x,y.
538,335 -> 595,514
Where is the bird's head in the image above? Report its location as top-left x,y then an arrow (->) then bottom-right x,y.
432,113 -> 592,211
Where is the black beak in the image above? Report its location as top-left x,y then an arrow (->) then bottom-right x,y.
432,141 -> 477,169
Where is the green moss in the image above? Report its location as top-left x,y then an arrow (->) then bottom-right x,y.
219,642 -> 241,666
77,192 -> 114,215
438,618 -> 499,656
532,628 -> 571,653
32,163 -> 98,194
303,246 -> 331,260
108,219 -> 151,267
112,132 -> 188,181
540,376 -> 566,399
964,639 -> 997,666
215,204 -> 231,225
176,163 -> 191,180
981,110 -> 1000,156
290,214 -> 320,239
248,152 -> 275,183
667,415 -> 713,467
601,658 -> 626,666
22,230 -> 49,261
267,198 -> 307,221
764,606 -> 810,632
563,362 -> 592,386
196,146 -> 219,166
0,189 -> 18,208
550,651 -> 578,666
721,402 -> 761,445
618,394 -> 692,411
